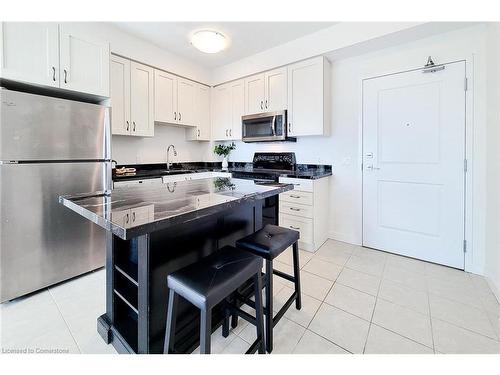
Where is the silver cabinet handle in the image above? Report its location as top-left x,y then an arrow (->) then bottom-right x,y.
289,225 -> 300,230
225,129 -> 228,137
366,165 -> 380,171
288,123 -> 292,133
133,121 -> 136,131
63,69 -> 67,84
174,112 -> 177,120
52,67 -> 56,82
198,129 -> 200,137
265,100 -> 268,108
290,195 -> 301,198
132,211 -> 136,222
229,129 -> 232,136
125,213 -> 129,224
260,100 -> 263,110
290,207 -> 301,211
179,112 -> 182,121
126,121 -> 130,131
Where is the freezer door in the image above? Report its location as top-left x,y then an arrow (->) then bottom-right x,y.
0,88 -> 110,161
0,162 -> 110,302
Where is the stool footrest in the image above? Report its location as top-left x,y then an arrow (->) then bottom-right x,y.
273,292 -> 297,328
273,269 -> 296,283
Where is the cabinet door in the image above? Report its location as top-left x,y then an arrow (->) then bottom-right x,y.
244,73 -> 265,114
196,84 -> 211,140
0,22 -> 59,87
154,69 -> 177,124
265,67 -> 287,112
230,80 -> 244,140
177,78 -> 196,126
130,62 -> 154,137
212,84 -> 231,141
59,24 -> 110,97
110,55 -> 131,135
287,57 -> 325,136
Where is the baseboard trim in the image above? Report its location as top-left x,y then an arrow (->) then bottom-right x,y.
328,231 -> 361,246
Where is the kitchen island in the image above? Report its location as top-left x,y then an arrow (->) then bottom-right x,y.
59,177 -> 293,354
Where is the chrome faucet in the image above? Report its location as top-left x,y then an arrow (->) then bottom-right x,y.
166,144 -> 177,171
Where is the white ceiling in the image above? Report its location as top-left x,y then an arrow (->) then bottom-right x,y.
113,22 -> 336,68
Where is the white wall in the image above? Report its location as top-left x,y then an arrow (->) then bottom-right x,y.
112,125 -> 213,165
485,24 -> 500,299
227,24 -> 492,275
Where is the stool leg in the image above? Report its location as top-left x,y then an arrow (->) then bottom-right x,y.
231,295 -> 239,329
200,307 -> 212,354
292,242 -> 302,310
163,289 -> 178,354
265,259 -> 273,353
253,272 -> 265,354
222,298 -> 230,338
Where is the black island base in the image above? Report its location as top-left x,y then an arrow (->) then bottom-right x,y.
59,177 -> 293,354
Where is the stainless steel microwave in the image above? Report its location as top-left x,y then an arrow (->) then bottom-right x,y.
241,110 -> 296,142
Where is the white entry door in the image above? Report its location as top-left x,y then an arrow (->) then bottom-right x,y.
362,61 -> 466,269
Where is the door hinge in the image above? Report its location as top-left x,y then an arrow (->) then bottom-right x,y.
464,77 -> 468,92
464,159 -> 468,173
463,240 -> 467,253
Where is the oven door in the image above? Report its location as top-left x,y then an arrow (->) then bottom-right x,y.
242,111 -> 286,142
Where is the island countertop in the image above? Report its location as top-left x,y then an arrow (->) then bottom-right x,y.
59,177 -> 293,240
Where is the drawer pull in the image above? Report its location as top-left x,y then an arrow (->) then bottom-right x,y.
290,195 -> 301,198
290,207 -> 301,211
125,213 -> 130,224
289,225 -> 300,230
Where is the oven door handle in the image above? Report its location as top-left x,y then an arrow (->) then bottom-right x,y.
271,115 -> 276,136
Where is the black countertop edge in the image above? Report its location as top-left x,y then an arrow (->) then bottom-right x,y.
113,161 -> 332,181
59,182 -> 293,241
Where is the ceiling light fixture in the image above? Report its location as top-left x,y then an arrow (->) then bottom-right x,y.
190,30 -> 227,54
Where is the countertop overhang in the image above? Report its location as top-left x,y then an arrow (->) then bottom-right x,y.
60,177 -> 293,240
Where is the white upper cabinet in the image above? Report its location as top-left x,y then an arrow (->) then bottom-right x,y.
212,80 -> 244,141
287,56 -> 329,137
154,70 -> 177,124
110,55 -> 131,136
130,62 -> 154,137
0,22 -> 109,97
177,78 -> 196,126
187,84 -> 211,141
154,69 -> 197,127
230,80 -> 244,140
59,24 -> 110,97
244,74 -> 265,114
212,84 -> 232,141
0,22 -> 59,88
265,67 -> 287,112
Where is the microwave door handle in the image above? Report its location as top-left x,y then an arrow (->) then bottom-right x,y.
271,116 -> 276,136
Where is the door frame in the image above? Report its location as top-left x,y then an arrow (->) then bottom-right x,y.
359,57 -> 474,271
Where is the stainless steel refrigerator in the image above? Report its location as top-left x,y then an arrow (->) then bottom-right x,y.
0,88 -> 111,303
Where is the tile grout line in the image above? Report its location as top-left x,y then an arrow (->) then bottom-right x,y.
47,288 -> 82,354
363,253 -> 387,353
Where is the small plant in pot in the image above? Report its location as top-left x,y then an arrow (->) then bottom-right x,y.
213,142 -> 236,170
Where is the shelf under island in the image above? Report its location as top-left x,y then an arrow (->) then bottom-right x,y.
59,177 -> 293,354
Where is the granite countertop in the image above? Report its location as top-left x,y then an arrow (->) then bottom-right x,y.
60,177 -> 293,240
112,162 -> 332,181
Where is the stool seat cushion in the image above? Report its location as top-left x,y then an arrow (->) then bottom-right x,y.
236,224 -> 300,260
167,246 -> 262,309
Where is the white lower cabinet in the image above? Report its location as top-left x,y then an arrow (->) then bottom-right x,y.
279,176 -> 330,252
111,205 -> 155,229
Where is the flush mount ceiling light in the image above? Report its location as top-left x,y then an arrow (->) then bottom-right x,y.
190,30 -> 227,54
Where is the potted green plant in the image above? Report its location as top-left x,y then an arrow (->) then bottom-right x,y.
213,142 -> 236,170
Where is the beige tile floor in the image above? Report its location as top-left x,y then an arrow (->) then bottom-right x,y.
1,239 -> 500,354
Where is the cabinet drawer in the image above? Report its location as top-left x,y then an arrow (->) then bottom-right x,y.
280,190 -> 313,206
278,177 -> 313,192
279,214 -> 313,243
280,201 -> 313,219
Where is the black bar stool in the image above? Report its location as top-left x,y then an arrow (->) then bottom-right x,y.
163,246 -> 265,354
234,224 -> 301,353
